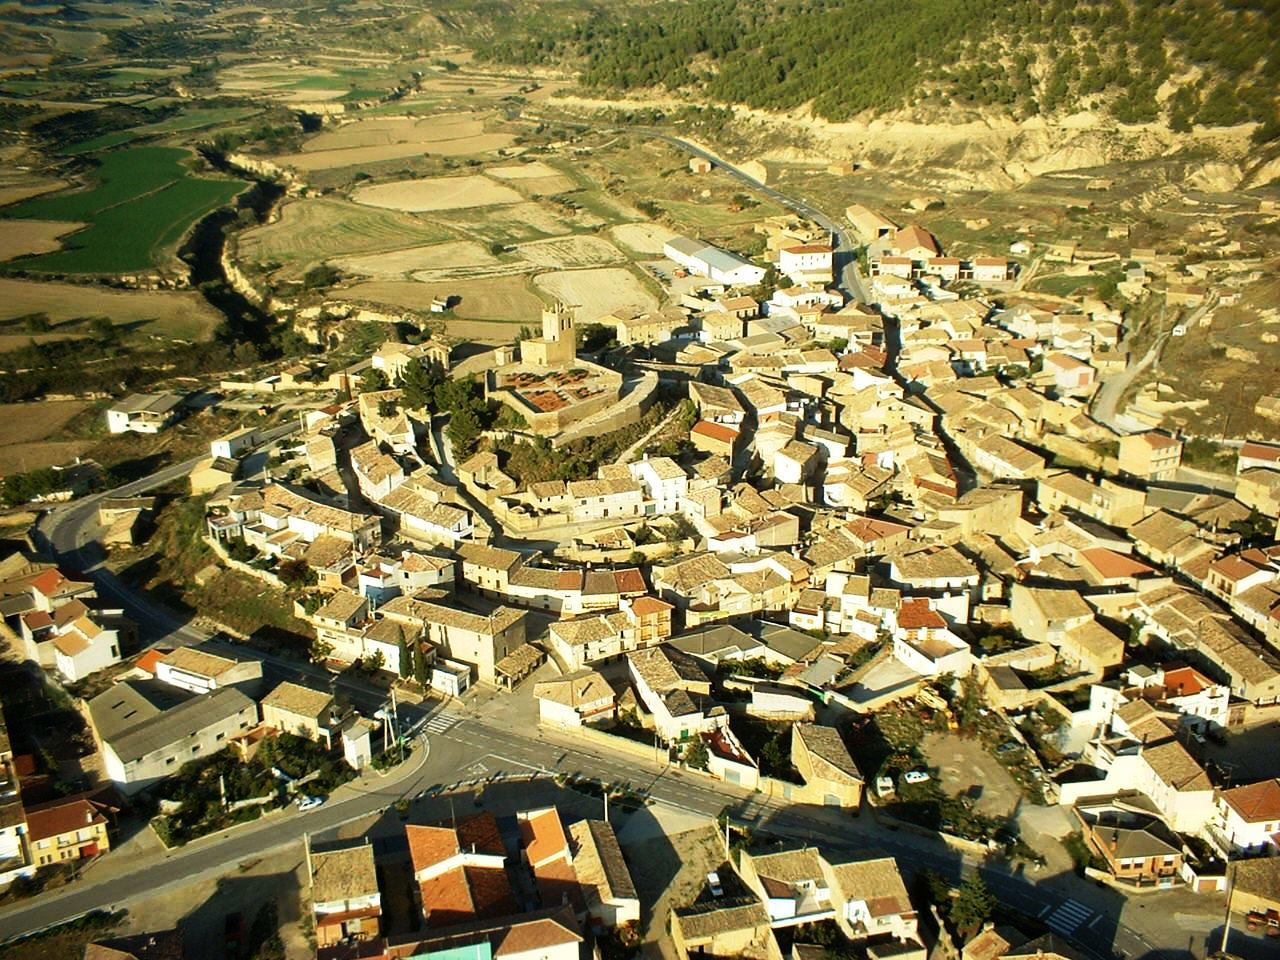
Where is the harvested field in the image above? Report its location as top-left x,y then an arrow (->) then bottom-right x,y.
0,440 -> 93,475
609,222 -> 680,255
0,219 -> 82,262
0,178 -> 67,208
488,162 -> 573,195
0,400 -> 89,446
487,161 -> 563,181
515,235 -> 624,269
0,400 -> 92,474
276,134 -> 514,171
534,267 -> 657,322
350,175 -> 522,213
335,275 -> 543,325
302,113 -> 485,152
235,197 -> 452,276
0,278 -> 222,340
332,239 -> 498,280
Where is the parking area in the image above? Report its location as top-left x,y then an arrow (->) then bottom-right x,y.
921,730 -> 1022,817
1201,715 -> 1280,783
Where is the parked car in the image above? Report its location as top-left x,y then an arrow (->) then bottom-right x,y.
996,741 -> 1021,755
296,795 -> 324,812
902,770 -> 930,785
875,775 -> 895,798
707,871 -> 723,897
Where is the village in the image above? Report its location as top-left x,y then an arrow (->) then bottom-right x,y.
1,189 -> 1279,960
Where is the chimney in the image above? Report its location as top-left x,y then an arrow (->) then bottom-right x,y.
86,807 -> 94,825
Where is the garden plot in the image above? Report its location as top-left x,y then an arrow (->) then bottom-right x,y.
332,239 -> 499,280
534,267 -> 657,322
609,222 -> 680,256
350,175 -> 523,213
0,219 -> 83,262
515,235 -> 625,269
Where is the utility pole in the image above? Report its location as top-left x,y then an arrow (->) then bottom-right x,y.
1218,852 -> 1233,957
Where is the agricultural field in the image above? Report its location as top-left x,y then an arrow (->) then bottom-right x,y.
0,400 -> 93,475
234,197 -> 453,277
444,202 -> 575,245
334,275 -> 544,325
0,220 -> 83,262
0,147 -> 247,274
608,222 -> 680,256
487,161 -> 574,195
350,174 -> 523,212
0,278 -> 223,341
533,266 -> 657,322
0,177 -> 67,209
294,111 -> 515,164
62,107 -> 261,155
332,239 -> 499,280
514,235 -> 625,269
217,60 -> 393,104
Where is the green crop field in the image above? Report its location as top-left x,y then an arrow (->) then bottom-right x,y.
1,147 -> 246,274
62,108 -> 260,155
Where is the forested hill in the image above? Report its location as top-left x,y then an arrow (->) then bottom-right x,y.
484,0 -> 1279,139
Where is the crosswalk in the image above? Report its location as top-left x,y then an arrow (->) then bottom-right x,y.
1044,899 -> 1093,936
423,712 -> 460,735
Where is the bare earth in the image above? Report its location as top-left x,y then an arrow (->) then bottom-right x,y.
922,730 -> 1021,817
350,175 -> 523,213
0,219 -> 83,262
534,267 -> 657,322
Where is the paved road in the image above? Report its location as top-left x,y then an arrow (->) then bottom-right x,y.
33,422 -> 300,651
522,112 -> 868,303
1091,333 -> 1169,435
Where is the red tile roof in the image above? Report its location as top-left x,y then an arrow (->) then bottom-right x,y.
134,649 -> 166,675
630,596 -> 673,616
691,421 -> 739,445
1080,548 -> 1155,580
1220,778 -> 1280,823
24,797 -> 107,842
518,809 -> 568,868
613,568 -> 647,595
29,568 -> 67,597
896,599 -> 946,630
1239,441 -> 1280,463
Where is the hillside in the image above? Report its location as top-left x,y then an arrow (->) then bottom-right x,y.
483,0 -> 1279,137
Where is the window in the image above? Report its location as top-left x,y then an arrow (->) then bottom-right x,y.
166,757 -> 175,766
216,732 -> 225,741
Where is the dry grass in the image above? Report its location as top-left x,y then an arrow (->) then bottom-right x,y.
350,175 -> 523,213
0,219 -> 83,262
0,279 -> 222,341
534,267 -> 657,322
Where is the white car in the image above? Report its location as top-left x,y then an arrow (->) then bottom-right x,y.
296,795 -> 324,812
902,770 -> 930,785
707,871 -> 723,897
